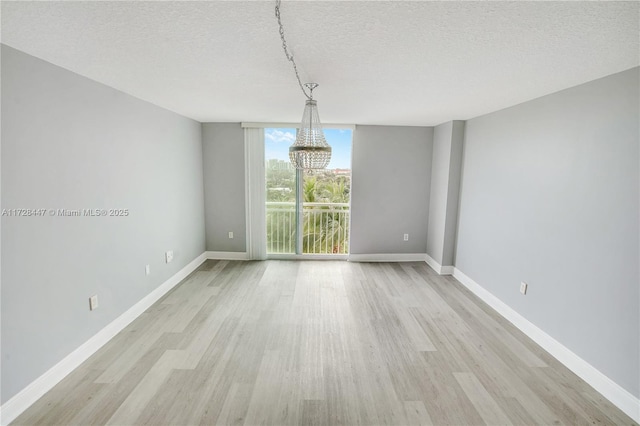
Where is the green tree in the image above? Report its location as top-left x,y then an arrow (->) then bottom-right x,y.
266,165 -> 351,254
303,177 -> 318,203
301,175 -> 350,254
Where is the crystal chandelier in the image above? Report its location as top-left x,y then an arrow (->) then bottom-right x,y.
275,0 -> 332,169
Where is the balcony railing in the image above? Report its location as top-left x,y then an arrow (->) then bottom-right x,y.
266,202 -> 350,255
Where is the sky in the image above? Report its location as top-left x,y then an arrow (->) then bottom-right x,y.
265,128 -> 353,169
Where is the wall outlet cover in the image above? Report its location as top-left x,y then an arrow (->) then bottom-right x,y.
520,282 -> 528,295
89,295 -> 99,311
165,251 -> 174,263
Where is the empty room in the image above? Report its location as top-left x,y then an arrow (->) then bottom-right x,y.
1,1 -> 638,425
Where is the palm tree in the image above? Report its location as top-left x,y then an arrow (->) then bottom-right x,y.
303,177 -> 318,203
266,170 -> 351,254
302,175 -> 350,254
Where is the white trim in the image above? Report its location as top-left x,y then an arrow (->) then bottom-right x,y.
452,267 -> 640,423
206,251 -> 249,260
0,252 -> 207,426
425,254 -> 454,275
425,254 -> 441,272
441,265 -> 455,275
348,253 -> 427,262
241,122 -> 355,130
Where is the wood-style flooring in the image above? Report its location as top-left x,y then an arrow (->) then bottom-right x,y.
12,260 -> 637,425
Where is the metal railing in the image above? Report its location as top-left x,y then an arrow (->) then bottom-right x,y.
266,202 -> 350,255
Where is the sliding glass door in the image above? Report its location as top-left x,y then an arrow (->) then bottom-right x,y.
264,128 -> 352,256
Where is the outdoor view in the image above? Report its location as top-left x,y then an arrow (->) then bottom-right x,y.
265,128 -> 352,255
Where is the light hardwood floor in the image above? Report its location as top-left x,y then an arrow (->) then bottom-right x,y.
13,260 -> 637,425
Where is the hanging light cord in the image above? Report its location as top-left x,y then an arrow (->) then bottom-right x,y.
275,0 -> 313,100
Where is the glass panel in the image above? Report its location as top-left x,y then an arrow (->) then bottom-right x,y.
265,127 -> 352,256
265,128 -> 297,254
301,129 -> 352,254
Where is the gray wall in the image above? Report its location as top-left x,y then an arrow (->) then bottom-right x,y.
1,45 -> 206,403
350,125 -> 433,254
427,120 -> 464,266
443,121 -> 464,265
455,67 -> 639,397
202,123 -> 246,252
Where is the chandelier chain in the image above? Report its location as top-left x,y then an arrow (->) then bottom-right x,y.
275,0 -> 312,100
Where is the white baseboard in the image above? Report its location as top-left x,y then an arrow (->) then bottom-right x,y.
206,251 -> 249,260
452,267 -> 640,423
440,265 -> 455,275
348,253 -> 427,262
425,254 -> 454,275
0,252 -> 207,426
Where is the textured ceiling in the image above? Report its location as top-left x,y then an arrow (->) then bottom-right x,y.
2,1 -> 638,126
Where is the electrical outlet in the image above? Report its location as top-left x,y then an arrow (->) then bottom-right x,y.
520,282 -> 528,295
89,295 -> 99,311
145,265 -> 151,276
165,251 -> 174,263
403,233 -> 409,241
228,231 -> 234,239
